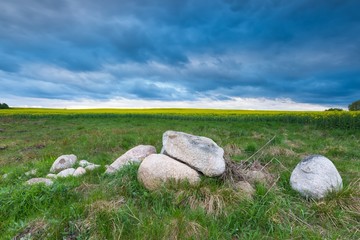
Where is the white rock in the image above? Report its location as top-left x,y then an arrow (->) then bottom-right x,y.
290,155 -> 343,199
105,145 -> 156,174
2,173 -> 8,179
85,164 -> 100,171
26,178 -> 53,186
79,160 -> 92,167
46,173 -> 57,179
73,167 -> 86,177
138,154 -> 200,191
25,169 -> 37,176
50,154 -> 77,173
162,130 -> 225,177
57,168 -> 76,178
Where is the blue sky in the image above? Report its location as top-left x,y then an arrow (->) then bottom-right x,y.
1,0 -> 359,109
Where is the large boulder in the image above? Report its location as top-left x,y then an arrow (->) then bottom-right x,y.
26,178 -> 53,186
50,154 -> 77,173
105,145 -> 156,174
290,155 -> 343,199
138,154 -> 200,190
162,131 -> 225,177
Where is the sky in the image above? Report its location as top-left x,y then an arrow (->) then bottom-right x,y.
1,0 -> 359,110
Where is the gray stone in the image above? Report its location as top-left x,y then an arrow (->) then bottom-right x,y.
46,173 -> 57,179
290,155 -> 343,199
138,154 -> 200,190
50,154 -> 77,173
73,167 -> 86,177
162,130 -> 225,177
105,145 -> 156,174
25,169 -> 37,176
26,178 -> 53,186
79,160 -> 92,167
85,164 -> 100,171
57,168 -> 76,178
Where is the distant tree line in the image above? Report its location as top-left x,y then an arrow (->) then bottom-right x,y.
0,103 -> 10,109
324,100 -> 360,112
325,108 -> 343,111
348,100 -> 360,111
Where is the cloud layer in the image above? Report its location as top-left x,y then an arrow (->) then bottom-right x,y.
1,0 -> 359,108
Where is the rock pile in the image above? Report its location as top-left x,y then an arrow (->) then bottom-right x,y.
22,130 -> 344,202
290,155 -> 343,199
26,154 -> 101,186
138,130 -> 226,190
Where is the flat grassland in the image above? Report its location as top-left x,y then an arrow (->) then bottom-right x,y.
0,109 -> 359,239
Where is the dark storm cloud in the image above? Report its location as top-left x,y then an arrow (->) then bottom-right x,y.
0,0 -> 359,106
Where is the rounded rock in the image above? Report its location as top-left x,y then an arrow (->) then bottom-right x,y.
73,167 -> 86,177
57,168 -> 76,178
105,145 -> 156,174
290,155 -> 343,199
50,154 -> 77,173
138,154 -> 200,191
162,130 -> 225,177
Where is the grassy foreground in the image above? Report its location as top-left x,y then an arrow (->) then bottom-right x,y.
0,109 -> 359,239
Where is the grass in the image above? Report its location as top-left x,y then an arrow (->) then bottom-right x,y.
0,109 -> 359,239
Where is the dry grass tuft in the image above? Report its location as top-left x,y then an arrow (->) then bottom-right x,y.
220,158 -> 246,183
265,146 -> 296,157
223,143 -> 242,158
176,187 -> 244,216
284,139 -> 304,149
221,158 -> 275,186
81,198 -> 126,233
74,183 -> 100,196
13,219 -> 48,240
88,198 -> 126,214
327,179 -> 360,216
252,131 -> 264,140
163,219 -> 208,240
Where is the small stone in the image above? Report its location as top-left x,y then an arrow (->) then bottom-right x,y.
85,164 -> 100,171
162,130 -> 225,177
290,155 -> 343,199
50,154 -> 77,173
57,168 -> 76,178
25,169 -> 37,176
79,160 -> 92,167
26,178 -> 53,186
138,154 -> 201,191
73,167 -> 86,177
105,145 -> 156,174
46,173 -> 57,179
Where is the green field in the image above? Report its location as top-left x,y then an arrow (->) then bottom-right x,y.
0,109 -> 359,239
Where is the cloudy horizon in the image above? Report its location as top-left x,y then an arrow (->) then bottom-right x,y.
1,0 -> 359,110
